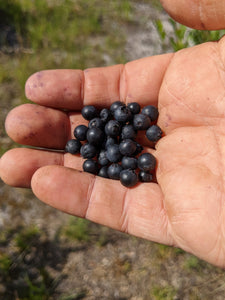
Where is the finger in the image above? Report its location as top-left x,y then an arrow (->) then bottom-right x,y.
0,147 -> 88,188
0,148 -> 63,188
31,165 -> 174,246
25,54 -> 173,110
5,103 -> 70,149
160,0 -> 225,30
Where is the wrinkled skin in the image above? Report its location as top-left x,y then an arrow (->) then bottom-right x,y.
2,0 -> 225,268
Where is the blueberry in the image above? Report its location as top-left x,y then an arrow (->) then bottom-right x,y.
65,139 -> 81,154
121,156 -> 137,170
110,101 -> 125,114
86,127 -> 104,146
138,153 -> 156,171
139,170 -> 153,182
105,120 -> 121,137
80,143 -> 98,159
121,124 -> 137,140
127,102 -> 140,114
98,150 -> 109,166
88,117 -> 104,129
100,108 -> 111,123
83,159 -> 98,175
107,163 -> 123,180
120,169 -> 138,187
104,136 -> 117,149
133,113 -> 151,130
146,125 -> 162,142
106,144 -> 122,163
114,106 -> 132,123
141,105 -> 159,122
119,139 -> 137,156
81,105 -> 98,120
98,166 -> 109,178
74,125 -> 88,141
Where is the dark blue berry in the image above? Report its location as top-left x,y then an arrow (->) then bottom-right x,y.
83,159 -> 98,174
104,136 -> 117,149
114,106 -> 132,123
141,105 -> 159,122
74,125 -> 88,141
127,102 -> 140,114
110,101 -> 125,114
120,169 -> 138,187
107,163 -> 123,180
146,125 -> 162,142
133,113 -> 151,130
138,153 -> 156,171
80,143 -> 98,159
81,105 -> 98,120
98,150 -> 109,166
105,120 -> 121,137
121,156 -> 137,170
139,170 -> 153,182
121,124 -> 137,140
65,139 -> 81,154
88,117 -> 104,129
86,127 -> 104,146
119,139 -> 137,156
98,166 -> 109,178
100,108 -> 111,123
106,144 -> 122,163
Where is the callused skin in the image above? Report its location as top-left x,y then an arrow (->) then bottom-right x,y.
2,35 -> 225,267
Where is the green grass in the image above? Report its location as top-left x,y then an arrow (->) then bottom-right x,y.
150,284 -> 177,300
63,217 -> 91,242
14,225 -> 41,251
24,274 -> 50,300
0,253 -> 12,276
183,255 -> 203,271
155,18 -> 225,52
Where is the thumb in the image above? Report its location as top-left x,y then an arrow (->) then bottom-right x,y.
160,0 -> 225,30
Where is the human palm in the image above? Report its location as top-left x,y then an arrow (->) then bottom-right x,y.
1,38 -> 225,267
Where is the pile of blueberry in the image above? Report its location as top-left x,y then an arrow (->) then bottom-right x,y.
65,101 -> 162,187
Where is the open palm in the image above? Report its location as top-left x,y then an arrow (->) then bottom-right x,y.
1,38 -> 225,267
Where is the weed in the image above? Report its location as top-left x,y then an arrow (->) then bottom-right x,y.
183,255 -> 203,271
25,274 -> 49,300
155,18 -> 225,51
14,225 -> 40,252
0,253 -> 12,276
0,146 -> 7,156
151,284 -> 177,300
63,217 -> 90,242
155,243 -> 184,259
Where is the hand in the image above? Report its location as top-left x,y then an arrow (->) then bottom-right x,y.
1,36 -> 225,267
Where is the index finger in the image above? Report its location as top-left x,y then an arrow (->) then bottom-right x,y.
25,54 -> 173,110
